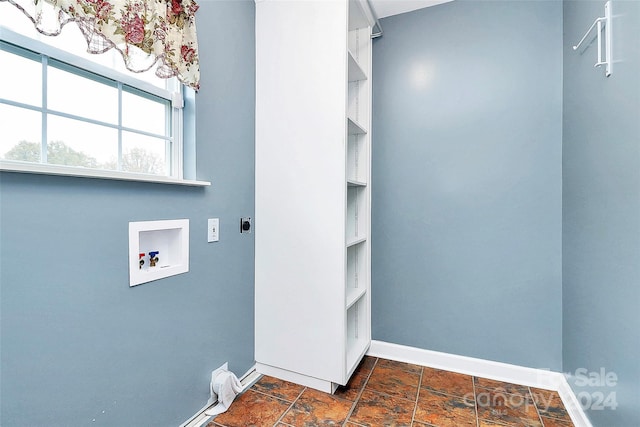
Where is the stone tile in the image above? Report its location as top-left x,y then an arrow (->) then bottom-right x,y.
474,377 -> 531,397
211,389 -> 291,427
335,367 -> 369,401
251,375 -> 305,402
413,390 -> 476,427
530,388 -> 573,423
211,361 -> 575,427
421,367 -> 475,399
540,415 -> 575,427
359,355 -> 378,372
281,388 -> 353,426
335,356 -> 377,401
347,389 -> 415,426
376,358 -> 423,374
478,420 -> 510,426
475,388 -> 542,427
365,363 -> 421,401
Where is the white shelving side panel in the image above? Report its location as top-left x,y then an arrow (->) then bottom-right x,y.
347,133 -> 369,183
346,186 -> 367,242
255,0 -> 349,387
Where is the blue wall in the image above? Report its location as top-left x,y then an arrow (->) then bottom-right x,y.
562,1 -> 640,425
0,1 -> 255,425
371,0 -> 564,370
3,1 -> 638,426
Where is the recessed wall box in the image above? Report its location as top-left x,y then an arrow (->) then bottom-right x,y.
128,219 -> 189,287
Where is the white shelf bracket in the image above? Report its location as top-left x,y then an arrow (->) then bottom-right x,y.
572,1 -> 612,77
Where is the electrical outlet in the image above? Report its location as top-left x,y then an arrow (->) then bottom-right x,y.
240,217 -> 251,234
208,218 -> 219,242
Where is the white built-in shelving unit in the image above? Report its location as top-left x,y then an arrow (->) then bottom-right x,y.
255,0 -> 374,392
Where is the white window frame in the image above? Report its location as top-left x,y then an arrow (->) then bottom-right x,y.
0,28 -> 209,186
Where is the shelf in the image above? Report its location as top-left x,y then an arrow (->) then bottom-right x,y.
346,286 -> 366,310
347,179 -> 367,187
346,236 -> 367,247
347,117 -> 367,135
348,51 -> 367,82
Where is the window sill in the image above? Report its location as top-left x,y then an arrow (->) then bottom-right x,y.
0,161 -> 211,187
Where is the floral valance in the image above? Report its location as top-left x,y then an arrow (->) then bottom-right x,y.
4,0 -> 201,90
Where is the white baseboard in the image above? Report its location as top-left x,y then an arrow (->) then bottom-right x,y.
180,364 -> 259,427
367,340 -> 593,427
557,376 -> 595,427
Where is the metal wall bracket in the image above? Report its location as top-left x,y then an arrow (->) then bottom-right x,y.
573,1 -> 612,77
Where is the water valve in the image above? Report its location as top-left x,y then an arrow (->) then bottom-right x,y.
149,251 -> 159,267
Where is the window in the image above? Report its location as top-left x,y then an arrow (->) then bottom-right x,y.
0,11 -> 201,184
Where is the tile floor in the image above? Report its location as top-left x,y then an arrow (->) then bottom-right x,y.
208,356 -> 575,427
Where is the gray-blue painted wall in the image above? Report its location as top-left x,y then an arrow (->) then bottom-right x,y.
371,0 -> 564,371
0,1 -> 255,425
562,1 -> 640,425
3,0 -> 638,425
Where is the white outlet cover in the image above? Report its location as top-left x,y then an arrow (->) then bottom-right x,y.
208,218 -> 219,242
